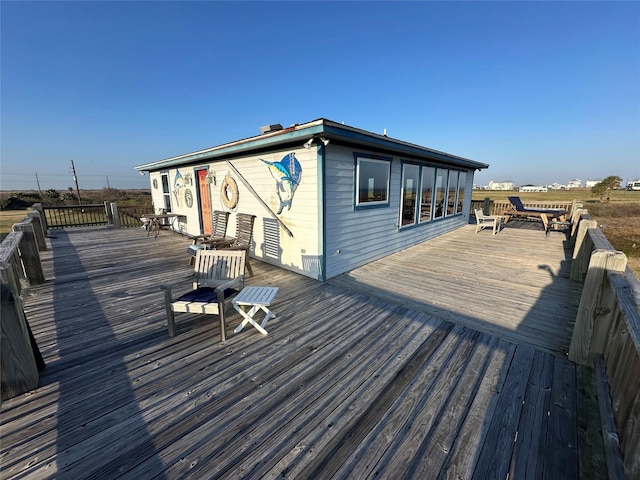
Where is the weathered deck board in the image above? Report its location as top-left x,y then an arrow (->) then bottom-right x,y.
0,225 -> 591,479
330,223 -> 581,355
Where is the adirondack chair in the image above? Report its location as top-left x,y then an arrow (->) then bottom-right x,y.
502,196 -> 567,231
161,249 -> 245,342
474,208 -> 503,235
222,213 -> 256,277
187,210 -> 230,265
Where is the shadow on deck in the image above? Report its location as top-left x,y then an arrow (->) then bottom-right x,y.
0,225 -> 606,479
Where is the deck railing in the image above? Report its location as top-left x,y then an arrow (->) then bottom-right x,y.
42,203 -> 153,229
0,209 -> 47,400
470,198 -> 576,216
566,210 -> 638,479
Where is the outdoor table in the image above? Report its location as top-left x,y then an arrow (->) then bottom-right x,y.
232,286 -> 278,335
140,213 -> 183,238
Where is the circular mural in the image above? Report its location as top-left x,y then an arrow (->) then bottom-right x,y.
184,188 -> 193,208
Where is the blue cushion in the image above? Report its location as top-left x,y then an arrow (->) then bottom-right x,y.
177,287 -> 237,303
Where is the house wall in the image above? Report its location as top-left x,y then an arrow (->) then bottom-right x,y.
323,145 -> 474,279
148,148 -> 324,280
147,143 -> 476,282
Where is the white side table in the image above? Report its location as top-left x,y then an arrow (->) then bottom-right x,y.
232,286 -> 278,335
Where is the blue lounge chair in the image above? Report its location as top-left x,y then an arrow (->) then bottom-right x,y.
503,196 -> 567,231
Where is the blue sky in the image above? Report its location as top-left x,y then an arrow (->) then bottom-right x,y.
2,1 -> 639,191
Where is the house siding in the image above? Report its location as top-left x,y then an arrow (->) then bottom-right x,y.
323,146 -> 474,279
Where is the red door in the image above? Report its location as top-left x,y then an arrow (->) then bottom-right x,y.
197,169 -> 213,235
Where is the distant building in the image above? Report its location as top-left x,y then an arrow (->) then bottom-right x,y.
567,179 -> 582,189
519,185 -> 548,192
628,179 -> 640,191
585,179 -> 601,188
548,183 -> 565,190
488,181 -> 515,191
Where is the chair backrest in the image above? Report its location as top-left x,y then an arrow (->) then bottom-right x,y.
474,208 -> 486,219
231,213 -> 256,249
193,250 -> 245,288
212,210 -> 230,238
507,196 -> 526,212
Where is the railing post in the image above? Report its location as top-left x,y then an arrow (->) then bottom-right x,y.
483,197 -> 491,215
568,250 -> 627,365
104,201 -> 113,225
12,222 -> 45,285
26,211 -> 47,251
0,267 -> 39,400
32,203 -> 49,233
110,203 -> 121,229
570,218 -> 598,281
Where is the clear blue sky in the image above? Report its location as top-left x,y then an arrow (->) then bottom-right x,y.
2,1 -> 639,191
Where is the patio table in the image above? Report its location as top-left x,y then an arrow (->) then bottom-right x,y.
232,286 -> 278,335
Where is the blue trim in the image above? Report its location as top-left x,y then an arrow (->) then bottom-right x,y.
320,145 -> 327,281
323,124 -> 487,170
353,153 -> 392,211
136,125 -> 325,172
136,119 -> 488,173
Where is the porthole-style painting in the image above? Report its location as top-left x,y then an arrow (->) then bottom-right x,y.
184,188 -> 193,208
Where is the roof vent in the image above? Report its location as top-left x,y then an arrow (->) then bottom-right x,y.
259,124 -> 283,134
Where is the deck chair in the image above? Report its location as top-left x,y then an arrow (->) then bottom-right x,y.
187,210 -> 230,265
221,213 -> 256,277
474,208 -> 503,235
161,249 -> 245,342
503,196 -> 567,231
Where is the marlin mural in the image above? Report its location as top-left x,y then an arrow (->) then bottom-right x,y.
261,153 -> 302,214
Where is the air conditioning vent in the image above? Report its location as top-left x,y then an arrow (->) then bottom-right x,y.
259,124 -> 283,134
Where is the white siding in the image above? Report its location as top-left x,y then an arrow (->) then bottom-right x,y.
324,146 -> 473,279
152,149 -> 323,279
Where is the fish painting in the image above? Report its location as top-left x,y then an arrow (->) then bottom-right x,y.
261,153 -> 302,214
173,170 -> 184,206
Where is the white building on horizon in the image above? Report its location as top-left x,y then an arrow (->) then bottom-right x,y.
519,185 -> 548,192
488,180 -> 515,191
567,179 -> 582,189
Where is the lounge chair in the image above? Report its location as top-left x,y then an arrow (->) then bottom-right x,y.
161,249 -> 245,342
474,208 -> 503,235
503,196 -> 567,231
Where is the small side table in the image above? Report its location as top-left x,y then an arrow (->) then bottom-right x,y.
232,286 -> 278,335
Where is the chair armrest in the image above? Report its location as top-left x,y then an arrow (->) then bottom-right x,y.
212,276 -> 245,293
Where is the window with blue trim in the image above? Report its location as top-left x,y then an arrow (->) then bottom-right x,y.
355,156 -> 390,208
400,164 -> 466,228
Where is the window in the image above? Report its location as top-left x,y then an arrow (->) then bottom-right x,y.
447,170 -> 459,216
401,164 -> 419,226
161,173 -> 171,212
355,156 -> 390,207
419,167 -> 435,223
456,172 -> 466,214
434,168 -> 448,219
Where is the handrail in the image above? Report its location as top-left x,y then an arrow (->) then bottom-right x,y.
567,211 -> 638,479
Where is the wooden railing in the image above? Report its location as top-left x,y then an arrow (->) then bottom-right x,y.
0,208 -> 47,401
42,203 -> 152,229
567,211 -> 638,479
470,198 -> 576,216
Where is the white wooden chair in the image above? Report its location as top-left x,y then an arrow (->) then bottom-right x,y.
474,208 -> 503,235
161,249 -> 245,342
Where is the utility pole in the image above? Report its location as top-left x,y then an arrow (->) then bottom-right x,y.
70,160 -> 82,205
35,172 -> 42,196
106,176 -> 111,189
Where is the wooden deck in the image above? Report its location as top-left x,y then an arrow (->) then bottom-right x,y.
1,224 -> 604,479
